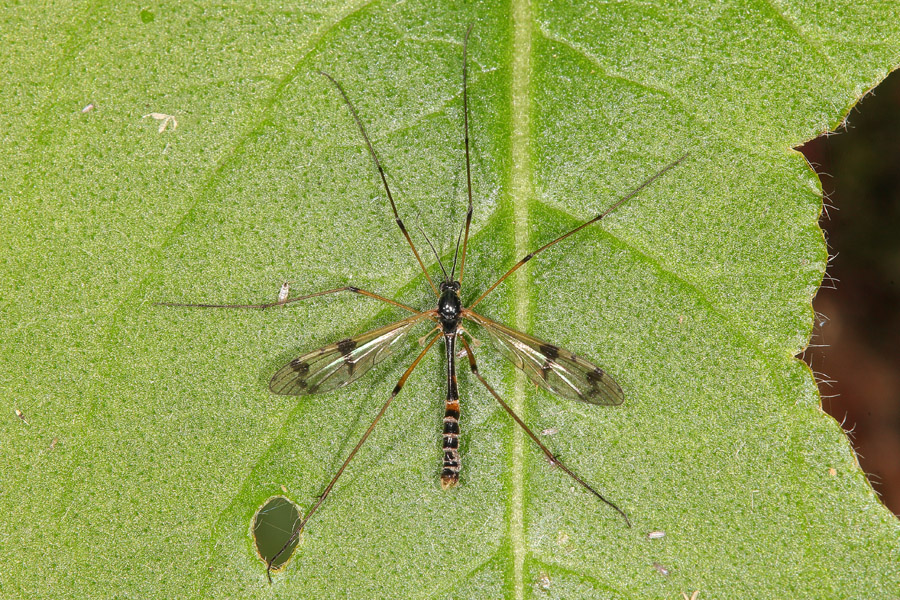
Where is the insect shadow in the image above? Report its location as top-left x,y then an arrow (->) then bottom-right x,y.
158,25 -> 687,582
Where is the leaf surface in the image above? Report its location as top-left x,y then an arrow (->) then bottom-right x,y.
1,1 -> 898,598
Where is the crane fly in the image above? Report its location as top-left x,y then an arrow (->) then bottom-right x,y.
159,25 -> 686,580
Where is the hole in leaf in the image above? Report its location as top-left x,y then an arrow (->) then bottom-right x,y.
252,496 -> 301,571
797,68 -> 900,516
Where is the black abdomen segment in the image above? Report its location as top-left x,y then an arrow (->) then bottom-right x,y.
441,334 -> 461,489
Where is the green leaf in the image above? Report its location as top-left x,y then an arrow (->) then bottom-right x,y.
1,2 -> 898,598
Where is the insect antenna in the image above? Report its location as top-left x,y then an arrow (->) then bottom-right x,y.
414,220 -> 450,282
318,70 -> 440,296
449,220 -> 465,282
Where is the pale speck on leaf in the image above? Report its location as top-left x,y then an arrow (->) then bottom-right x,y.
143,112 -> 178,133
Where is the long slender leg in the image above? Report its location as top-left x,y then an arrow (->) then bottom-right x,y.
440,333 -> 462,489
469,153 -> 689,309
156,285 -> 420,314
318,71 -> 439,296
453,23 -> 475,284
458,336 -> 631,526
266,332 -> 442,581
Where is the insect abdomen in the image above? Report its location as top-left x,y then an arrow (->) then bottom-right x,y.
441,399 -> 461,488
442,334 -> 461,489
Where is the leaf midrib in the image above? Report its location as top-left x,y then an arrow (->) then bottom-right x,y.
509,1 -> 533,599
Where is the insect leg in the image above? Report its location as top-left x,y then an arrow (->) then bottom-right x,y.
318,71 -> 440,296
469,154 -> 688,309
266,331 -> 442,581
458,336 -> 631,526
453,23 -> 475,284
156,285 -> 420,314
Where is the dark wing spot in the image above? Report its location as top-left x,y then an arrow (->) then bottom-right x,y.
336,338 -> 357,355
291,360 -> 310,374
584,368 -> 607,400
538,344 -> 560,360
586,368 -> 605,382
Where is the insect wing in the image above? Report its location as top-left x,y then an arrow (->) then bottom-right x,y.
269,313 -> 428,396
465,311 -> 624,405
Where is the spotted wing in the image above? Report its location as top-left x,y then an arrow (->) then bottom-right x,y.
465,311 -> 624,406
269,312 -> 430,396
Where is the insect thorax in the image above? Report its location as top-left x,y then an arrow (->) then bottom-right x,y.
438,282 -> 462,333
